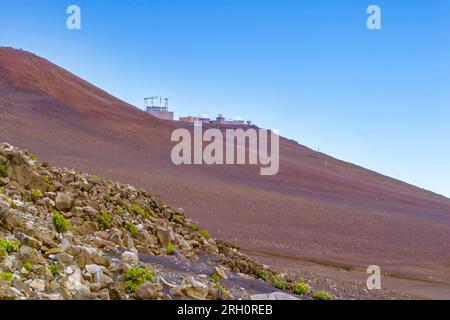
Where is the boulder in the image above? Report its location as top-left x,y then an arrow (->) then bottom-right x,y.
182,276 -> 209,300
19,246 -> 46,264
135,282 -> 160,300
55,192 -> 73,211
30,279 -> 46,292
156,228 -> 174,247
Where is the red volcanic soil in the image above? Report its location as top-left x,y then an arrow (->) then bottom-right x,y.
1,47 -> 450,297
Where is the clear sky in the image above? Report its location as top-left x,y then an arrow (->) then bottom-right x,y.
1,0 -> 449,197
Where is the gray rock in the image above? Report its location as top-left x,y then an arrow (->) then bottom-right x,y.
55,192 -> 73,211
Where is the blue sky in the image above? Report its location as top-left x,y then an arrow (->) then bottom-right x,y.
1,0 -> 449,197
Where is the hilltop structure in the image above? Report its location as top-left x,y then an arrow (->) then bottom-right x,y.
179,114 -> 252,127
145,96 -> 174,120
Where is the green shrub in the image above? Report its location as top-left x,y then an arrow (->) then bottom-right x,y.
128,204 -> 150,218
125,222 -> 138,237
31,189 -> 43,200
52,211 -> 70,233
98,211 -> 112,230
190,224 -> 199,231
171,215 -> 184,224
293,279 -> 310,295
0,272 -> 13,282
313,290 -> 334,300
0,186 -> 4,194
42,176 -> 50,184
199,229 -> 210,239
211,270 -> 221,282
49,262 -> 59,277
212,281 -> 230,298
124,266 -> 154,292
272,275 -> 287,290
0,164 -> 8,178
257,271 -> 269,281
0,238 -> 20,256
23,262 -> 33,272
29,154 -> 37,161
166,242 -> 175,255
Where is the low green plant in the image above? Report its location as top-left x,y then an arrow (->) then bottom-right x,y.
190,224 -> 199,232
42,176 -> 50,184
272,275 -> 287,290
0,238 -> 20,256
0,272 -> 13,282
171,215 -> 184,224
125,222 -> 138,237
212,282 -> 230,298
293,279 -> 310,295
128,204 -> 150,219
98,211 -> 112,230
0,186 -> 4,194
31,189 -> 43,200
49,262 -> 59,277
257,271 -> 269,281
124,266 -> 154,292
211,270 -> 221,282
199,229 -> 210,239
29,154 -> 37,161
23,262 -> 33,272
0,164 -> 8,178
166,242 -> 175,255
313,290 -> 334,300
52,210 -> 70,233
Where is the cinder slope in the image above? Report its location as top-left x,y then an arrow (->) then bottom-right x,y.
1,47 -> 449,288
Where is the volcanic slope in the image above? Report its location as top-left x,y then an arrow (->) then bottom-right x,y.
1,47 -> 449,296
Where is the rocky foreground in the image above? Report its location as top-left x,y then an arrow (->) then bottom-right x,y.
0,142 -> 335,300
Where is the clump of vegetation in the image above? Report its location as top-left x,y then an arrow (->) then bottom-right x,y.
211,269 -> 221,282
52,210 -> 70,233
0,186 -> 4,194
0,238 -> 20,256
212,282 -> 230,298
42,176 -> 50,184
49,262 -> 59,277
31,189 -> 43,200
171,215 -> 184,224
124,266 -> 154,292
125,222 -> 138,237
257,270 -> 269,281
166,242 -> 175,255
199,229 -> 210,239
98,211 -> 112,230
190,224 -> 199,232
23,262 -> 33,272
293,279 -> 310,295
313,290 -> 334,300
0,272 -> 13,282
272,275 -> 287,290
29,154 -> 37,161
128,204 -> 150,219
0,164 -> 8,178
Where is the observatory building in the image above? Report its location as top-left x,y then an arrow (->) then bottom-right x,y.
144,96 -> 174,120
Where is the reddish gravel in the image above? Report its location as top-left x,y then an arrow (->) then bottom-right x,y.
1,47 -> 449,298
